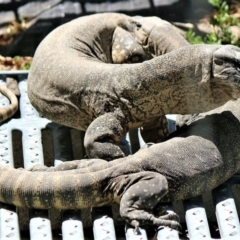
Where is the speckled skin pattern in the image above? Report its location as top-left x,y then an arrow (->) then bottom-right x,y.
28,12 -> 240,160
0,85 -> 18,122
0,99 -> 240,230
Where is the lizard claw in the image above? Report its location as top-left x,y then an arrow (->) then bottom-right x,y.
133,227 -> 141,234
128,220 -> 145,235
170,220 -> 182,232
157,220 -> 182,233
155,211 -> 182,231
130,220 -> 140,232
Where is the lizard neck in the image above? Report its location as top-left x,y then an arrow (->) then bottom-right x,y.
119,44 -> 236,118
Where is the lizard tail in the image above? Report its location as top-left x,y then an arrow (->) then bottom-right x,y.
0,165 -> 111,209
0,85 -> 18,123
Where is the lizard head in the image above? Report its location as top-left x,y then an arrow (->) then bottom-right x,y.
112,15 -> 188,64
127,16 -> 188,57
212,45 -> 240,100
112,16 -> 166,64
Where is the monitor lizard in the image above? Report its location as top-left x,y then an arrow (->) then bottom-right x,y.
0,99 -> 240,230
27,13 -> 240,160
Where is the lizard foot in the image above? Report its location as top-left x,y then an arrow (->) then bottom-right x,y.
126,214 -> 181,231
119,172 -> 180,229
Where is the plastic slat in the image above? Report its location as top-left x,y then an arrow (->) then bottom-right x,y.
216,198 -> 240,239
0,208 -> 20,240
61,210 -> 84,240
92,207 -> 117,240
62,219 -> 84,240
0,71 -> 29,76
18,80 -> 40,118
0,124 -> 14,167
93,215 -> 117,240
0,79 -> 20,240
156,208 -> 180,240
157,227 -> 180,240
21,127 -> 45,168
29,217 -> 52,240
0,80 -> 14,167
50,123 -> 85,240
186,207 -> 211,240
125,225 -> 148,240
16,77 -> 53,240
213,184 -> 240,239
49,123 -> 74,163
184,197 -> 211,240
0,80 -> 11,112
1,72 -> 240,239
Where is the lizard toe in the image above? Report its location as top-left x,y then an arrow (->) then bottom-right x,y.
27,164 -> 49,172
159,210 -> 180,222
153,217 -> 182,231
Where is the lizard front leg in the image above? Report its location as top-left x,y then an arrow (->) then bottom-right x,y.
28,160 -> 84,172
117,171 -> 181,230
84,112 -> 128,160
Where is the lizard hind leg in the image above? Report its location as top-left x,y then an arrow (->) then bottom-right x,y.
119,171 -> 181,231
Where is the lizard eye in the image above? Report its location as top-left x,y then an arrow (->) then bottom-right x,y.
215,59 -> 224,66
134,21 -> 142,30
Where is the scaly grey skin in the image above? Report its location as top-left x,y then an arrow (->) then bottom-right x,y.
0,99 -> 240,230
0,85 -> 18,123
28,12 -> 240,160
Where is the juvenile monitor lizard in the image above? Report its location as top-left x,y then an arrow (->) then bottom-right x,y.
28,13 -> 240,160
0,99 -> 240,230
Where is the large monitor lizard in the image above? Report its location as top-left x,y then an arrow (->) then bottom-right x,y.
0,99 -> 240,230
0,85 -> 18,122
28,12 -> 240,160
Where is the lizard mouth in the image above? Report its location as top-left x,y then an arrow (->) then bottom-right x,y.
214,69 -> 240,90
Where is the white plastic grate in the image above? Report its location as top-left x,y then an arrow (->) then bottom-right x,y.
0,72 -> 240,239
